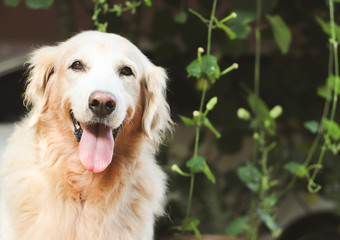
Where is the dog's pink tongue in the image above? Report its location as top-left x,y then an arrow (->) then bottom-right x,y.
79,124 -> 114,173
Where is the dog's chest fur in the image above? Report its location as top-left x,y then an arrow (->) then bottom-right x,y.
0,119 -> 166,240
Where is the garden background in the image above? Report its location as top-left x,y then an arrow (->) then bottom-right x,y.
0,0 -> 340,239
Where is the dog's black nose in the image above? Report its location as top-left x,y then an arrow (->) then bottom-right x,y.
88,91 -> 117,117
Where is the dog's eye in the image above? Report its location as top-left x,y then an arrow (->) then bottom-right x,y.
120,66 -> 133,76
70,61 -> 85,71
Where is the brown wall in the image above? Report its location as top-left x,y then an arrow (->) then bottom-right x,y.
0,0 -> 92,44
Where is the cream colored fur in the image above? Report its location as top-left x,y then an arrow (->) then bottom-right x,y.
0,31 -> 172,240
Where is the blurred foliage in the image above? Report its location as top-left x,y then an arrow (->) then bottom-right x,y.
3,0 -> 53,9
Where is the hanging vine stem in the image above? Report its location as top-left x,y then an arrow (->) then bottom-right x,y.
172,0 -> 239,237
207,0 -> 218,55
302,46 -> 333,173
329,0 -> 339,121
251,0 -> 263,167
305,0 -> 339,193
185,79 -> 208,220
185,0 -> 218,221
254,0 -> 262,98
289,47 -> 335,196
244,0 -> 283,238
92,0 -> 147,32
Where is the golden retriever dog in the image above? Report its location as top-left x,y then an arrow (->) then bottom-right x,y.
0,31 -> 172,240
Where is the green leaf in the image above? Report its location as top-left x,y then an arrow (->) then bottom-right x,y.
316,17 -> 340,39
206,97 -> 218,111
263,195 -> 278,208
174,11 -> 188,24
97,22 -> 108,32
186,59 -> 202,79
113,4 -> 123,16
284,161 -> 308,178
186,55 -> 220,83
269,179 -> 279,188
228,10 -> 256,39
316,17 -> 330,36
225,216 -> 248,237
203,118 -> 221,138
179,115 -> 195,126
144,0 -> 151,7
304,121 -> 319,134
257,208 -> 282,237
247,94 -> 275,135
203,162 -> 216,184
237,163 -> 261,192
247,94 -> 269,119
201,55 -> 220,83
322,118 -> 340,141
249,118 -> 261,130
186,156 -> 206,173
180,217 -> 201,240
3,0 -> 21,7
327,75 -> 340,95
182,217 -> 200,229
266,14 -> 291,54
317,85 -> 332,100
25,0 -> 53,9
125,1 -> 132,7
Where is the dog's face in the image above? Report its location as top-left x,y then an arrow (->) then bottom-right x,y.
24,31 -> 171,173
61,33 -> 144,130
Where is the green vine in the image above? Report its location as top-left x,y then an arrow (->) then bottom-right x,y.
231,0 -> 292,238
171,0 -> 238,238
302,0 -> 340,193
92,0 -> 151,32
283,0 -> 340,194
254,0 -> 262,97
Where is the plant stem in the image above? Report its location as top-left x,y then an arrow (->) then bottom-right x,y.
305,0 -> 339,194
185,80 -> 208,219
185,0 -> 217,224
329,0 -> 339,121
198,80 -> 208,114
185,174 -> 195,219
308,144 -> 326,193
254,0 -> 262,97
302,0 -> 336,192
304,91 -> 330,169
303,47 -> 332,166
247,0 -> 263,238
207,0 -> 218,55
252,0 -> 262,166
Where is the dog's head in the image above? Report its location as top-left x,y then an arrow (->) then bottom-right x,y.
24,31 -> 172,173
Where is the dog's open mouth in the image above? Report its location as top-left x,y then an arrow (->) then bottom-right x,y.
69,110 -> 120,173
79,124 -> 114,173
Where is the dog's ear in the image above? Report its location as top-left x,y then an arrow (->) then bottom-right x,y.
24,46 -> 58,126
142,65 -> 172,144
